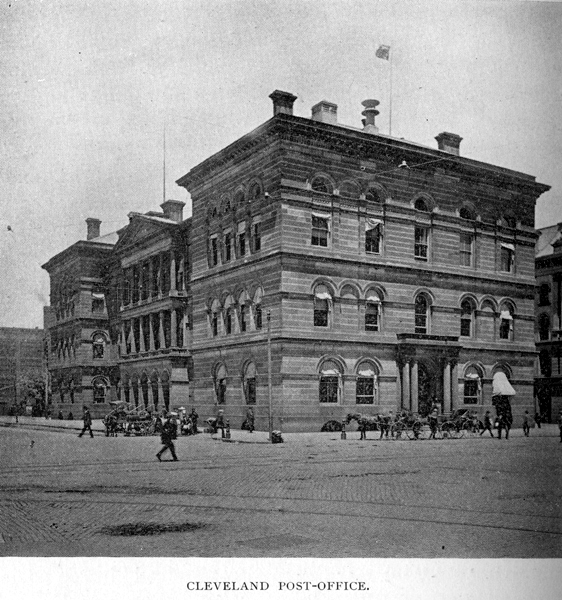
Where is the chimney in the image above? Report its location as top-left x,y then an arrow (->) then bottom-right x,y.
269,90 -> 297,116
361,99 -> 380,134
311,100 -> 338,125
435,132 -> 463,156
86,218 -> 101,240
160,199 -> 185,223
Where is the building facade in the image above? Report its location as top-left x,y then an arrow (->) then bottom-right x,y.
535,222 -> 562,421
43,90 -> 549,430
176,90 -> 549,431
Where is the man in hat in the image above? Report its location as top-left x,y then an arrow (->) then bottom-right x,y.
156,413 -> 178,461
78,406 -> 94,438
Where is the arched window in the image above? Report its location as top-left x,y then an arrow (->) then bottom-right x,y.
414,197 -> 430,212
210,300 -> 221,337
243,362 -> 257,405
339,181 -> 360,199
314,284 -> 332,327
234,190 -> 245,208
224,296 -> 234,335
414,294 -> 430,334
539,349 -> 552,377
538,313 -> 550,341
319,359 -> 341,403
248,183 -> 261,203
365,188 -> 383,204
356,362 -> 378,405
92,333 -> 106,359
365,291 -> 381,332
460,298 -> 476,338
500,214 -> 516,229
215,364 -> 227,405
463,366 -> 482,405
460,206 -> 475,220
92,376 -> 108,404
253,288 -> 263,330
310,175 -> 333,195
238,291 -> 249,333
499,303 -> 515,341
538,283 -> 550,306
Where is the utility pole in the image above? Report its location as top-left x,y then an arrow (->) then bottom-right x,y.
267,309 -> 273,442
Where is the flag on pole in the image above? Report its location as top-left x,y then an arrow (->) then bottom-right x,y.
376,45 -> 390,60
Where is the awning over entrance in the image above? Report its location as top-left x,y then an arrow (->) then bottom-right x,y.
492,372 -> 516,396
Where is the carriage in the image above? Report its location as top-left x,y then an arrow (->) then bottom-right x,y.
345,412 -> 426,440
104,402 -> 157,436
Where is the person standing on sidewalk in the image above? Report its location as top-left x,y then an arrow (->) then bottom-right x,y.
78,406 -> 94,438
480,411 -> 494,438
245,407 -> 255,433
534,411 -> 542,429
522,410 -> 530,437
156,414 -> 178,461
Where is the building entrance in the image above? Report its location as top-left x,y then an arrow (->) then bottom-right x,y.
417,362 -> 434,417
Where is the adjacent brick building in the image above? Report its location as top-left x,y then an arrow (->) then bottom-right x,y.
0,327 -> 44,415
43,90 -> 549,429
535,222 -> 562,421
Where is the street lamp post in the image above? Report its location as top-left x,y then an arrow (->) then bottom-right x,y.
267,309 -> 273,442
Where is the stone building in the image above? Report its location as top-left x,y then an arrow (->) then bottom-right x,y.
42,219 -> 118,417
42,207 -> 192,419
176,90 -> 549,431
43,90 -> 549,430
535,222 -> 562,421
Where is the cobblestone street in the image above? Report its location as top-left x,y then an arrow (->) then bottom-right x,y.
0,420 -> 561,558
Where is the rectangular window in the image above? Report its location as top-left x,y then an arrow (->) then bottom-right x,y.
459,233 -> 473,267
365,222 -> 381,254
255,305 -> 262,330
463,380 -> 479,404
212,313 -> 218,336
238,232 -> 246,256
253,222 -> 261,252
210,237 -> 218,267
224,232 -> 232,262
460,317 -> 471,337
314,300 -> 329,327
311,215 -> 329,247
319,376 -> 339,403
499,318 -> 512,340
225,309 -> 232,334
356,377 -> 374,404
500,244 -> 514,273
365,303 -> 380,331
414,227 -> 428,260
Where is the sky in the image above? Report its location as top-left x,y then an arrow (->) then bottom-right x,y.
1,0 -> 561,328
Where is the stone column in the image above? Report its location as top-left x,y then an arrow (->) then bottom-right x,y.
120,323 -> 127,355
411,360 -> 419,413
149,313 -> 155,351
159,311 -> 166,348
171,309 -> 177,347
130,319 -> 137,354
402,362 -> 410,410
180,257 -> 186,291
443,361 -> 451,414
139,316 -> 146,352
158,253 -> 164,297
451,361 -> 459,411
148,259 -> 154,300
170,251 -> 176,292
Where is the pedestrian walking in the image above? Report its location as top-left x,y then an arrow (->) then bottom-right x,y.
534,411 -> 541,429
78,406 -> 94,438
190,407 -> 199,434
522,410 -> 530,437
497,414 -> 511,440
245,407 -> 255,433
156,414 -> 178,461
557,409 -> 562,443
480,411 -> 494,437
428,408 -> 439,440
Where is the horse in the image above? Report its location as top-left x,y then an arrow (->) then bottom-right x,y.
346,413 -> 380,440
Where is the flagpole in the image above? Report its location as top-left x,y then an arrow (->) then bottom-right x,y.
389,48 -> 393,137
163,126 -> 166,203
